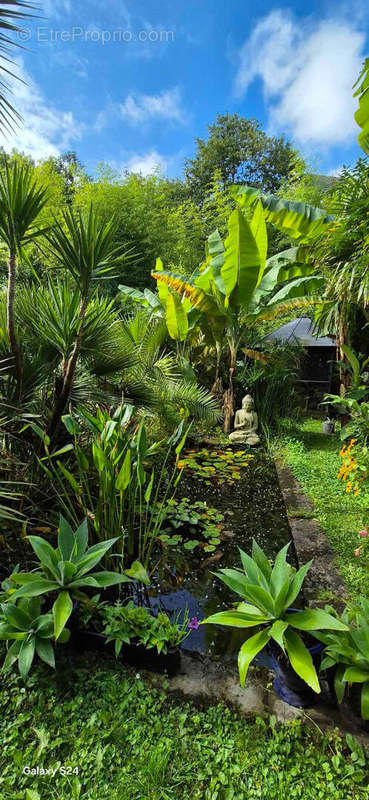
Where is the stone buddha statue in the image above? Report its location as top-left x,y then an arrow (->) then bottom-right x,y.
229,394 -> 260,446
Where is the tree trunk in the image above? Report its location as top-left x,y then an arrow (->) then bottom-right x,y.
7,252 -> 23,402
47,297 -> 88,439
211,341 -> 223,399
223,341 -> 236,434
338,311 -> 350,428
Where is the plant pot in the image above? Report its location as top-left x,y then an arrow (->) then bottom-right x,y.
71,629 -> 181,676
121,640 -> 181,676
337,682 -> 369,733
322,420 -> 335,435
253,610 -> 324,708
271,641 -> 323,708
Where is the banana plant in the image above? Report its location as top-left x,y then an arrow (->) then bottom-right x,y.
202,541 -> 348,692
0,597 -> 67,679
8,516 -> 134,641
152,194 -> 326,432
119,257 -> 190,342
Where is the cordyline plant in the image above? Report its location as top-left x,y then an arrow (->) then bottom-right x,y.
0,161 -> 48,401
8,516 -> 136,641
202,541 -> 348,692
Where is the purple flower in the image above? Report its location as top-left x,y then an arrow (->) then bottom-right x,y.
188,616 -> 200,630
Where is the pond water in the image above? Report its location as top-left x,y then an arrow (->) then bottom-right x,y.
149,447 -> 295,659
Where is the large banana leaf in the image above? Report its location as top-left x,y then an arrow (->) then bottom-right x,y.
254,246 -> 316,302
266,275 -> 324,305
208,228 -> 226,293
231,186 -> 334,241
119,285 -> 161,310
165,293 -> 188,341
152,271 -> 220,316
353,59 -> 369,154
155,257 -> 170,304
221,203 -> 266,306
255,297 -> 323,322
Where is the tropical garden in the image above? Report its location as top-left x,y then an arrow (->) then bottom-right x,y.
1,3 -> 369,798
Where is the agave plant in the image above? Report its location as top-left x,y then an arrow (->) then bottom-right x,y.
202,541 -> 348,692
0,597 -> 63,679
316,598 -> 369,719
8,516 -> 133,641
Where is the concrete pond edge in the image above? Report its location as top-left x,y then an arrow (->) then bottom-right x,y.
145,457 -> 368,737
274,457 -> 348,608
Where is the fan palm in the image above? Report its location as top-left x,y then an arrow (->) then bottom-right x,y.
0,160 -> 48,400
0,285 -> 220,431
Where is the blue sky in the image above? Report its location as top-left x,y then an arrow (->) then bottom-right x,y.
3,0 -> 369,179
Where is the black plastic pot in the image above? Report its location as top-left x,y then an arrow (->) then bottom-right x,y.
338,684 -> 369,733
272,640 -> 324,708
72,629 -> 181,676
254,609 -> 324,708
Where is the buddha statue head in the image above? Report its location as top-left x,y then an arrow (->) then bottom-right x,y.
242,395 -> 254,412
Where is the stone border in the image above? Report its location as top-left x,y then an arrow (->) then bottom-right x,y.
274,458 -> 348,607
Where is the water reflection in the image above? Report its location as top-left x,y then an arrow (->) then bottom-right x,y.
149,452 -> 295,659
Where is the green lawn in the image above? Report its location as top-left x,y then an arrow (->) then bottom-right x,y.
0,654 -> 368,800
274,417 -> 369,599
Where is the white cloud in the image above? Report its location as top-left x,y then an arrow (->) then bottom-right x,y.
235,10 -> 365,146
119,87 -> 185,124
0,60 -> 83,160
123,150 -> 168,176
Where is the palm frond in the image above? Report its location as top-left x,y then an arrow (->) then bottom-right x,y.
0,1 -> 39,134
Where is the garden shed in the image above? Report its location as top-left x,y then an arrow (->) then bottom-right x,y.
262,316 -> 337,399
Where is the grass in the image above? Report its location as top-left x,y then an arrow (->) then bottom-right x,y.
273,417 -> 369,599
0,654 -> 368,800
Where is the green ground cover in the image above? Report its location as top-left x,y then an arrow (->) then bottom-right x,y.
274,417 -> 369,599
0,655 -> 368,800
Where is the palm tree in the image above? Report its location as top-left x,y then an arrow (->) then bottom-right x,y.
0,1 -> 38,133
0,160 -> 48,401
42,205 -> 133,438
0,283 -> 220,431
313,160 -> 369,395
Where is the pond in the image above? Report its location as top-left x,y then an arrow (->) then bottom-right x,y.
149,445 -> 295,659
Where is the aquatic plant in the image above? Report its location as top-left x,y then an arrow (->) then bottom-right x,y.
157,497 -> 224,553
176,448 -> 254,485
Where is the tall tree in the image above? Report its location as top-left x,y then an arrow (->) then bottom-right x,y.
43,205 -> 132,438
184,114 -> 294,204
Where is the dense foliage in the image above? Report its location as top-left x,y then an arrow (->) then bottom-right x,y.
0,659 -> 368,800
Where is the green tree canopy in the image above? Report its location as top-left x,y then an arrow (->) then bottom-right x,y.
184,113 -> 294,204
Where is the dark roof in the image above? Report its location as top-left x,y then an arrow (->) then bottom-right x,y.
262,317 -> 336,348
